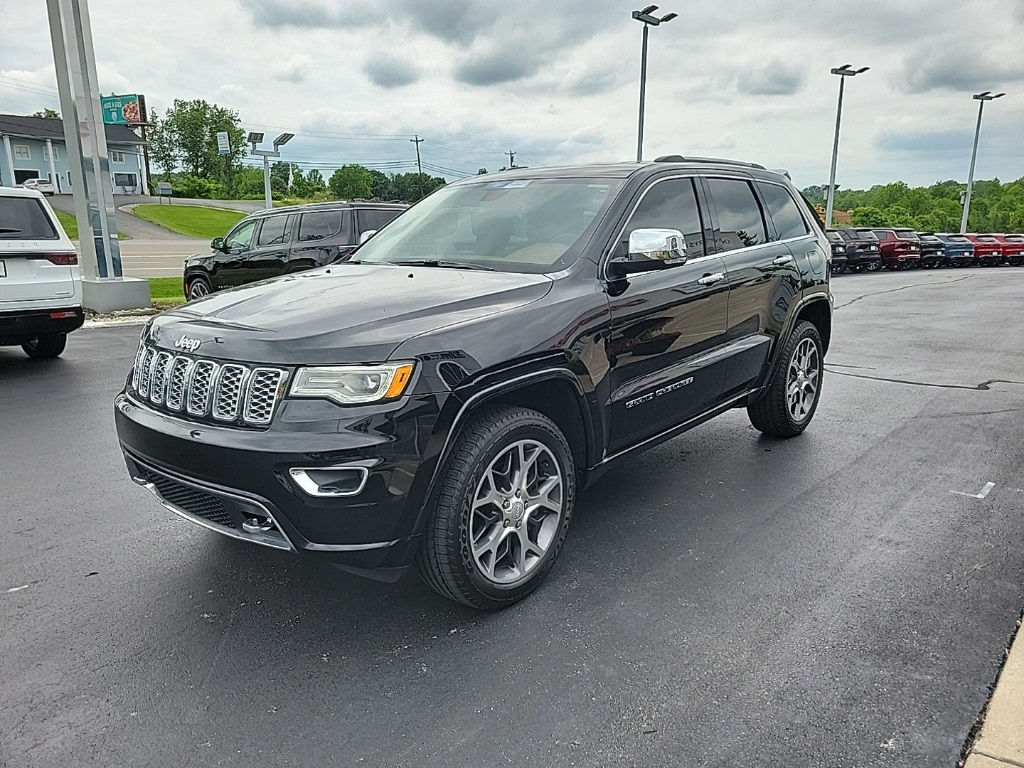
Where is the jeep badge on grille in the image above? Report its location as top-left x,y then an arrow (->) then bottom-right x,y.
174,335 -> 202,353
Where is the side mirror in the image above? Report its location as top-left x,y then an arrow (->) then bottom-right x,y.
609,228 -> 688,278
358,229 -> 378,245
210,236 -> 225,252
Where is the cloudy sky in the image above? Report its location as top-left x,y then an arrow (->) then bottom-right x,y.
2,0 -> 1022,190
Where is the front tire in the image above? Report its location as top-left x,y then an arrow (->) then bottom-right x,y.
22,332 -> 67,359
416,406 -> 576,610
747,321 -> 823,438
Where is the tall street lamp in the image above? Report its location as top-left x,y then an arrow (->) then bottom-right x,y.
632,5 -> 676,163
960,91 -> 1005,233
249,131 -> 294,209
825,64 -> 869,228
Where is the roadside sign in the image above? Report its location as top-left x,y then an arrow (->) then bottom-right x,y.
101,94 -> 144,125
157,182 -> 172,196
216,131 -> 230,155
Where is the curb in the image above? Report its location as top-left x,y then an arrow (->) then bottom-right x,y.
963,615 -> 1024,767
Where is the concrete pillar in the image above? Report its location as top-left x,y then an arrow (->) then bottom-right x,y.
137,143 -> 147,195
2,134 -> 15,187
46,138 -> 59,191
46,0 -> 150,311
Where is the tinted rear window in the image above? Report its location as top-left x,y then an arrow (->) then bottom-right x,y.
0,196 -> 58,240
944,235 -> 970,243
357,209 -> 403,235
757,182 -> 809,241
894,229 -> 919,240
706,177 -> 768,251
298,210 -> 347,242
976,236 -> 998,242
1004,235 -> 1024,243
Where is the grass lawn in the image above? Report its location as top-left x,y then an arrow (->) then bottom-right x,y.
54,209 -> 127,240
147,277 -> 187,307
133,204 -> 245,239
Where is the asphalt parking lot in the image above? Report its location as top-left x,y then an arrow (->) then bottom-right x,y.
2,268 -> 1023,767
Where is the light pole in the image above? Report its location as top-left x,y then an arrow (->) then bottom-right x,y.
249,131 -> 294,209
632,5 -> 676,163
960,91 -> 1005,233
825,64 -> 869,228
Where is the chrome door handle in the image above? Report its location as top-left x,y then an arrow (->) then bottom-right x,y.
773,255 -> 794,266
697,272 -> 725,286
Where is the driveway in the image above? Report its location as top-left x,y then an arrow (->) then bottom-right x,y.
2,268 -> 1022,767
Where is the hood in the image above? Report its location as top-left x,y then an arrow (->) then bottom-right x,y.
146,264 -> 552,364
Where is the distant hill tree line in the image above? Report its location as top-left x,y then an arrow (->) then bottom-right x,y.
148,98 -> 445,204
803,178 -> 1024,233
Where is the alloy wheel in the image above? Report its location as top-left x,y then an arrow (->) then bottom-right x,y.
188,279 -> 210,299
786,338 -> 820,424
469,439 -> 564,585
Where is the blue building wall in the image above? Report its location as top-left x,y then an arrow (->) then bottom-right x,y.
1,135 -> 145,194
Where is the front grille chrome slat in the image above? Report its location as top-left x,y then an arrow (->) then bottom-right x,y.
130,344 -> 286,428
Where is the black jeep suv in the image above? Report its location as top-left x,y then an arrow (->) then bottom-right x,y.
115,158 -> 832,610
182,201 -> 407,299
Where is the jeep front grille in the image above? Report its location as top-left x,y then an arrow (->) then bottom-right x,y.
130,342 -> 287,427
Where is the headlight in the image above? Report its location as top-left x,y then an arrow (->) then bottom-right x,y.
290,363 -> 415,405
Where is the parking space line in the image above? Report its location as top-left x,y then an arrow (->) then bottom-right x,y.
950,482 -> 996,499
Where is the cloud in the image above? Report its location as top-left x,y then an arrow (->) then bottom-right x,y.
363,56 -> 420,89
271,55 -> 312,84
899,47 -> 1023,94
557,126 -> 606,150
874,128 -> 973,154
246,0 -> 371,30
454,51 -> 539,86
735,59 -> 806,96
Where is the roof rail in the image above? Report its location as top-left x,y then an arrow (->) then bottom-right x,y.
653,154 -> 767,170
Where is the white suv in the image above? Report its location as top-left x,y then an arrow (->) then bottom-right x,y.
0,187 -> 83,359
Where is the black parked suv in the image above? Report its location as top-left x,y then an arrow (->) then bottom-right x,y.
915,233 -> 947,269
115,157 -> 832,610
182,201 -> 408,299
825,230 -> 848,273
834,227 -> 882,272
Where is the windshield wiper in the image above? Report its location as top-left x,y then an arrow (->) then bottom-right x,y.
392,259 -> 495,271
0,227 -> 22,233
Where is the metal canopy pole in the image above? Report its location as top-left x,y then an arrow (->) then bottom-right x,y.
46,0 -> 150,310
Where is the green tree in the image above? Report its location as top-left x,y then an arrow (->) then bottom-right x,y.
329,164 -> 373,199
851,206 -> 886,227
368,169 -> 390,199
31,108 -> 60,119
307,169 -> 326,191
156,99 -> 247,193
147,109 -> 178,180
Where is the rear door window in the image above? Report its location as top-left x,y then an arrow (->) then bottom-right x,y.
298,210 -> 350,242
357,209 -> 403,236
256,214 -> 293,247
0,196 -> 58,240
756,182 -> 809,241
704,177 -> 768,252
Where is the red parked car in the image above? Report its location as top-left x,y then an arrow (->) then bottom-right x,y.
856,227 -> 922,270
993,234 -> 1024,266
963,234 -> 1004,266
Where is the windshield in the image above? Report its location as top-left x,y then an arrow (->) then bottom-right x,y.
355,178 -> 623,274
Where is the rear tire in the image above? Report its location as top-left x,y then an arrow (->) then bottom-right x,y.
416,406 -> 576,610
864,261 -> 882,272
748,321 -> 823,438
832,261 -> 847,275
22,332 -> 67,359
187,275 -> 212,300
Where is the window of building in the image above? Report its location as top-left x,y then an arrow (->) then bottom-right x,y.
43,145 -> 59,162
705,178 -> 768,252
113,173 -> 137,188
111,150 -> 126,163
13,144 -> 31,161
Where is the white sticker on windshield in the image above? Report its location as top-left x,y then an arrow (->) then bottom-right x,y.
485,180 -> 532,189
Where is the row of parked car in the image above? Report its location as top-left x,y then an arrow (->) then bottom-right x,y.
826,228 -> 1024,273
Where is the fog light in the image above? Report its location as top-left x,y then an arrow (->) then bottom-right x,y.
289,466 -> 369,497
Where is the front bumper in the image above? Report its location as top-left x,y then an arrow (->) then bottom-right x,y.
0,306 -> 84,345
114,390 -> 446,579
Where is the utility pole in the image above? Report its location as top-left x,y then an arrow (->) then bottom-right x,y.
960,91 -> 1005,233
506,150 -> 516,168
410,134 -> 424,199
